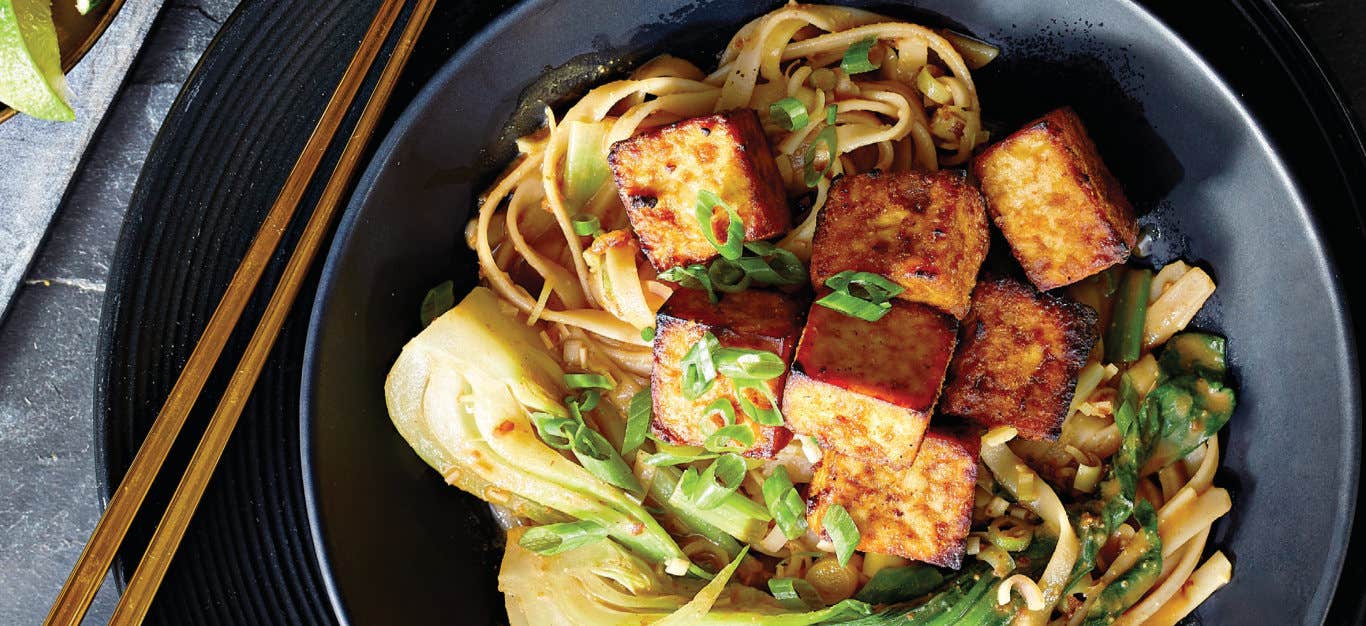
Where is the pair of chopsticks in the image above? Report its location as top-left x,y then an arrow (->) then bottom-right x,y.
44,1 -> 437,623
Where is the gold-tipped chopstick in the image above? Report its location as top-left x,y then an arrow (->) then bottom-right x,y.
44,1 -> 431,623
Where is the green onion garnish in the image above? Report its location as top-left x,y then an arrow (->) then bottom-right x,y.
641,326 -> 656,342
823,503 -> 861,566
707,258 -> 752,293
622,389 -> 652,457
827,104 -> 838,125
657,264 -> 718,303
643,449 -> 720,467
762,466 -> 809,540
680,332 -> 721,400
694,189 -> 746,260
735,379 -> 784,426
419,280 -> 455,327
816,270 -> 905,322
569,422 -> 644,496
563,373 -> 614,390
682,453 -> 748,510
815,290 -> 893,321
713,348 -> 786,381
518,520 -> 609,555
769,97 -> 809,131
803,126 -> 839,188
571,214 -> 603,237
702,397 -> 738,427
840,36 -> 881,74
768,577 -> 825,610
530,413 -> 577,450
704,424 -> 757,453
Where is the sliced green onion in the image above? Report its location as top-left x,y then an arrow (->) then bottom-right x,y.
840,36 -> 881,74
622,389 -> 652,457
763,466 -> 809,540
644,449 -> 720,467
823,503 -> 861,566
916,67 -> 953,105
702,398 -> 738,427
769,577 -> 825,610
707,258 -> 752,293
766,248 -> 807,285
694,189 -> 746,260
825,270 -> 904,301
419,280 -> 455,327
518,520 -> 609,555
530,413 -> 577,450
826,104 -> 838,125
564,121 -> 610,209
735,378 -> 784,426
987,517 -> 1034,552
680,332 -> 720,400
803,126 -> 839,188
564,373 -> 614,390
570,423 -> 644,496
571,214 -> 603,237
704,424 -> 757,453
713,348 -> 786,381
658,264 -> 718,303
683,453 -> 748,510
816,290 -> 893,322
744,241 -> 778,255
769,97 -> 809,131
640,326 -> 656,342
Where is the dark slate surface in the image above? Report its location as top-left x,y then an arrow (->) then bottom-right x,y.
0,1 -> 1359,624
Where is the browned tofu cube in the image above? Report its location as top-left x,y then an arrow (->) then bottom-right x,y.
973,107 -> 1139,290
807,427 -> 980,568
781,300 -> 956,466
651,288 -> 805,457
608,109 -> 790,271
941,277 -> 1099,440
808,170 -> 989,319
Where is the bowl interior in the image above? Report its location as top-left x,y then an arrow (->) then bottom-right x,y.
302,1 -> 1359,624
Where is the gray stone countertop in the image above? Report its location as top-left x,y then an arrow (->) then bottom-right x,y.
0,1 -> 239,623
0,1 -> 1362,625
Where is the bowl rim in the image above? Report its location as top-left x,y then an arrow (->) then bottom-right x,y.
299,1 -> 1362,624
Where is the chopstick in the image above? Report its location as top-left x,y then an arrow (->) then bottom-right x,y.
44,1 -> 435,623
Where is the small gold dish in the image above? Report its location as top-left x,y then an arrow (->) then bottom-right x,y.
0,0 -> 127,124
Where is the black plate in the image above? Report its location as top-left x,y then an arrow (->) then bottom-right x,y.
303,1 -> 1361,625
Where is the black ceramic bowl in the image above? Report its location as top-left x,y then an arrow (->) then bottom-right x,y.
302,1 -> 1360,624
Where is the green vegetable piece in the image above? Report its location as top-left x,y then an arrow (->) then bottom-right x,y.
564,121 -> 609,209
666,464 -> 771,543
704,424 -> 756,453
419,280 -> 455,327
680,332 -> 721,400
1141,375 -> 1236,474
769,577 -> 826,610
707,258 -> 753,293
816,270 -> 905,322
816,289 -> 893,321
1158,332 -> 1228,380
823,503 -> 861,567
1099,374 -> 1143,531
769,97 -> 810,131
563,373 -> 613,390
684,453 -> 748,509
918,570 -> 995,626
646,462 -> 743,557
530,413 -> 578,450
695,189 -> 746,260
571,214 -> 603,237
1066,509 -> 1109,593
714,347 -> 787,381
641,326 -> 656,342
841,36 -> 882,74
762,466 -> 809,540
658,263 -> 719,303
518,520 -> 610,555
1082,500 -> 1163,626
569,423 -> 645,497
1106,268 -> 1152,364
622,390 -> 652,457
854,565 -> 944,604
803,125 -> 839,187
735,377 -> 785,426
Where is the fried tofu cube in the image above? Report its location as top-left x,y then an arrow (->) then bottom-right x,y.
808,170 -> 989,319
807,427 -> 980,568
973,107 -> 1139,291
608,109 -> 790,271
941,277 -> 1099,440
651,288 -> 805,457
781,300 -> 956,466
